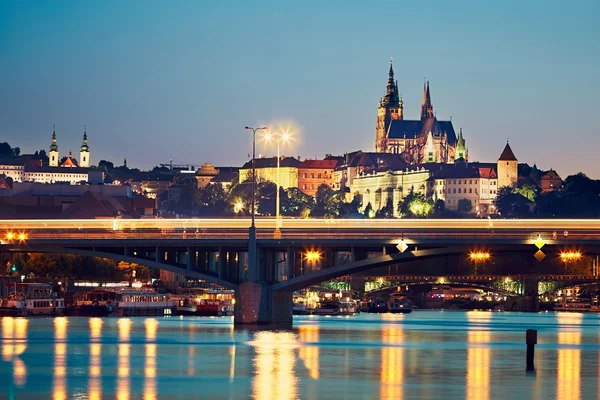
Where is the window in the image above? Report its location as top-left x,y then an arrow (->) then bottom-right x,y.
302,184 -> 306,190
458,188 -> 461,193
311,173 -> 315,179
318,173 -> 321,179
453,188 -> 456,193
303,173 -> 307,178
469,188 -> 472,193
469,180 -> 472,184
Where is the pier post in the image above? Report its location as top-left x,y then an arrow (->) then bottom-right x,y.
234,281 -> 292,327
526,329 -> 537,371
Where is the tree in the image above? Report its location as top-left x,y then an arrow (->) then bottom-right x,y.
435,199 -> 445,212
399,192 -> 434,218
376,198 -> 395,218
12,147 -> 20,157
363,202 -> 375,218
98,160 -> 114,172
457,199 -> 473,214
493,186 -> 514,216
311,184 -> 345,218
0,142 -> 13,157
515,184 -> 537,202
282,187 -> 314,217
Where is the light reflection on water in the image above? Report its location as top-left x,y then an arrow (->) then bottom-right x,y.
0,312 -> 598,399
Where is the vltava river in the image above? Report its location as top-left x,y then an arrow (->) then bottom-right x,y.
0,311 -> 598,399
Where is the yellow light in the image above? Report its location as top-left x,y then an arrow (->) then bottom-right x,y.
233,201 -> 244,213
6,232 -> 14,240
305,250 -> 321,262
469,251 -> 491,262
231,298 -> 236,305
560,251 -> 582,261
18,233 -> 27,241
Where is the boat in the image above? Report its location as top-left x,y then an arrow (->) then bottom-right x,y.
339,299 -> 360,315
170,287 -> 235,316
368,299 -> 388,313
553,300 -> 591,312
169,295 -> 200,316
68,287 -> 176,317
312,301 -> 341,316
293,301 -> 311,315
0,283 -> 65,317
389,299 -> 412,314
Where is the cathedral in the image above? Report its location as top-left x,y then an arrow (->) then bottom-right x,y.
375,61 -> 467,164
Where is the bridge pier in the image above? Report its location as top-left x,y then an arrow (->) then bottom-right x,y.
234,281 -> 292,327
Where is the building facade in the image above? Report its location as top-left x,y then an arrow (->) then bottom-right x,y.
497,142 -> 518,189
239,157 -> 301,189
431,164 -> 498,213
298,159 -> 339,196
374,62 -> 465,165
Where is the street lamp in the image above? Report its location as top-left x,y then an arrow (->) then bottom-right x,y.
264,131 -> 292,239
244,126 -> 267,281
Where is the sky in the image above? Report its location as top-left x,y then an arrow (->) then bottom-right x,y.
0,0 -> 599,178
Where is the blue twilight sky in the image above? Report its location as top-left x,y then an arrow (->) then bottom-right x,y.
0,1 -> 599,177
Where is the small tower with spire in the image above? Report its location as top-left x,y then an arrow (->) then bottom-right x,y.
49,125 -> 59,167
79,125 -> 90,168
375,59 -> 403,152
456,128 -> 468,161
497,141 -> 518,189
420,81 -> 434,120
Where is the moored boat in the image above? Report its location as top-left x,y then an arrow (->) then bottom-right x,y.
389,300 -> 412,314
0,283 -> 65,317
312,301 -> 341,316
68,287 -> 176,317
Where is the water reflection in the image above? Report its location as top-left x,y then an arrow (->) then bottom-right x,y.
249,331 -> 299,400
117,319 -> 131,400
145,319 -> 158,400
2,317 -> 28,387
89,318 -> 103,400
229,325 -> 235,382
466,311 -> 491,400
53,317 -> 68,400
557,313 -> 582,400
380,323 -> 404,400
299,325 -> 320,380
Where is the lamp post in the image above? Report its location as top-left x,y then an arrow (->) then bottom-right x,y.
244,126 -> 267,281
264,132 -> 291,239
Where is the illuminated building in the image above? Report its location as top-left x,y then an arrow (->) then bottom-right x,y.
239,156 -> 300,189
497,142 -> 518,189
375,61 -> 463,164
298,158 -> 339,196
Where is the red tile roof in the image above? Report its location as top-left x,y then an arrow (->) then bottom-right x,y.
299,159 -> 339,169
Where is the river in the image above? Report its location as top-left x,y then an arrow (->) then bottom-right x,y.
0,311 -> 598,399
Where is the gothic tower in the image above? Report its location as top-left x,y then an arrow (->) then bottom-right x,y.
497,141 -> 518,189
375,60 -> 403,152
456,128 -> 468,161
79,126 -> 90,168
49,125 -> 59,167
420,81 -> 434,120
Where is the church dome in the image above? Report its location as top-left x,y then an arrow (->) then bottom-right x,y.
196,162 -> 219,176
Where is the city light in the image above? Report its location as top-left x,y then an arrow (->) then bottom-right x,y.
18,233 -> 27,241
233,200 -> 244,213
5,232 -> 14,240
305,250 -> 321,263
469,251 -> 491,262
560,251 -> 582,262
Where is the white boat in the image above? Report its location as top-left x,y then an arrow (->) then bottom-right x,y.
339,300 -> 360,315
293,301 -> 310,315
0,283 -> 65,317
312,301 -> 341,316
69,287 -> 176,317
554,301 -> 591,312
389,300 -> 412,314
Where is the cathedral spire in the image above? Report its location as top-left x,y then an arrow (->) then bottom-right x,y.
81,125 -> 89,152
420,80 -> 434,119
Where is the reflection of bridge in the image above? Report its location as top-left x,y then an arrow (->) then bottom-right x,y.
2,218 -> 600,325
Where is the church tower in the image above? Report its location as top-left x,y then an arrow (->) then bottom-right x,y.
375,60 -> 403,152
49,125 -> 59,167
79,126 -> 90,168
456,128 -> 468,161
424,131 -> 436,163
497,141 -> 518,189
420,81 -> 434,120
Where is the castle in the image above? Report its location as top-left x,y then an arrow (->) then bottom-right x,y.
375,61 -> 467,164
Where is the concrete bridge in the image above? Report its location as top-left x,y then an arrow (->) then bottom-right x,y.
1,218 -> 599,325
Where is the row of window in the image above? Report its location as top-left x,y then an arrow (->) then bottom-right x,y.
439,188 -> 497,195
439,179 -> 498,186
301,172 -> 330,179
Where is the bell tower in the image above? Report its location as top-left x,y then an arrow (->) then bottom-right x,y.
49,125 -> 59,167
375,59 -> 402,152
79,126 -> 90,168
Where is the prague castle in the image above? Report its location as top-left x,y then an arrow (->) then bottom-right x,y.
375,61 -> 467,164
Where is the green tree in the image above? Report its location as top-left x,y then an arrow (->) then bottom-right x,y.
515,184 -> 537,202
311,184 -> 344,218
363,202 -> 375,218
457,199 -> 473,214
493,186 -> 514,216
399,192 -> 434,218
282,187 -> 314,216
376,198 -> 395,218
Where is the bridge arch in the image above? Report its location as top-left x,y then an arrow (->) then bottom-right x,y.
11,246 -> 238,290
366,281 -> 518,297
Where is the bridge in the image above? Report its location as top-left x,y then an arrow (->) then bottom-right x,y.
1,218 -> 599,326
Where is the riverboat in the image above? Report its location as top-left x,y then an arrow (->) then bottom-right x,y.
554,301 -> 591,312
293,301 -> 311,315
389,299 -> 412,314
0,283 -> 65,317
68,287 -> 176,317
169,288 -> 235,316
368,299 -> 389,313
312,301 -> 341,316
